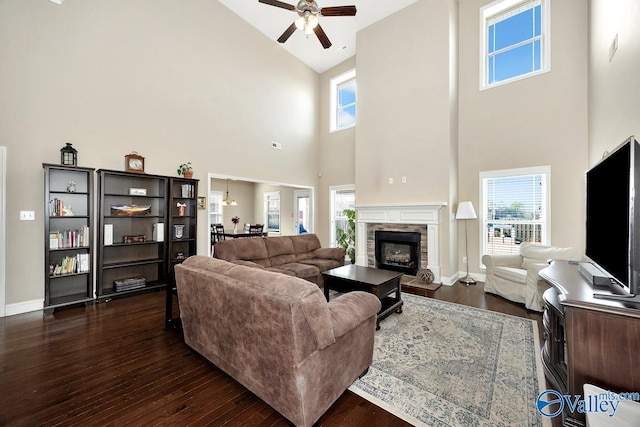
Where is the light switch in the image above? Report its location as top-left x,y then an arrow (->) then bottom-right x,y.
20,211 -> 35,221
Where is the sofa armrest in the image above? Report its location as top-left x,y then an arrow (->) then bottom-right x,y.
328,292 -> 382,338
313,247 -> 346,261
482,253 -> 523,268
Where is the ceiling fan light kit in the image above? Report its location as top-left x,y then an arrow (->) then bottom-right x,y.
258,0 -> 357,49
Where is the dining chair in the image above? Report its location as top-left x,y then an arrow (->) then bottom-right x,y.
243,223 -> 251,233
211,224 -> 225,253
249,224 -> 264,236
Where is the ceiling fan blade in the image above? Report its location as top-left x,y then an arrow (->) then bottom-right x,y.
258,0 -> 296,11
320,5 -> 357,16
277,22 -> 298,43
314,23 -> 332,49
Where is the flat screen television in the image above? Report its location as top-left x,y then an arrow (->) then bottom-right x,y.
585,135 -> 640,303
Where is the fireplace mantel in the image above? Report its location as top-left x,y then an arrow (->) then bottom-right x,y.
355,203 -> 446,282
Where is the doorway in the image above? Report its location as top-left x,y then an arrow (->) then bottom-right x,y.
294,190 -> 312,234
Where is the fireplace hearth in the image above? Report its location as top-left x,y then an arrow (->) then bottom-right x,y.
375,230 -> 421,276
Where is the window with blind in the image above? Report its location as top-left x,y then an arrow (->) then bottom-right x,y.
480,166 -> 550,259
264,191 -> 280,234
330,185 -> 355,247
480,0 -> 550,90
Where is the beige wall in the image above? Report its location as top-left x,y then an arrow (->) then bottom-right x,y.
316,57 -> 357,248
458,0 -> 589,275
355,0 -> 458,278
0,0 -> 319,307
588,0 -> 640,163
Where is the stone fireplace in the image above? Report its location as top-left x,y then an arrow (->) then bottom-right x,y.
355,203 -> 446,282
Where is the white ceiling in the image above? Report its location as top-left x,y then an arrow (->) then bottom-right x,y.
218,0 -> 418,73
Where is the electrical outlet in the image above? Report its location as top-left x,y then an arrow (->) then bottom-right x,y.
401,176 -> 407,184
271,141 -> 282,149
463,256 -> 468,264
388,177 -> 394,184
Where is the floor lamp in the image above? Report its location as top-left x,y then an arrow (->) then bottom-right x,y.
456,201 -> 477,285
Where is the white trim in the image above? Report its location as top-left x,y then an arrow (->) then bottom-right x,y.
0,146 -> 5,317
355,203 -> 447,283
6,299 -> 43,317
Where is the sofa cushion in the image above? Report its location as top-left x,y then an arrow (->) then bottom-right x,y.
214,238 -> 271,267
291,233 -> 322,253
494,266 -> 527,284
265,267 -> 297,276
276,263 -> 321,280
264,236 -> 297,266
299,258 -> 343,272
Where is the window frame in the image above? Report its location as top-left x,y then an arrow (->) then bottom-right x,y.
329,184 -> 355,248
329,69 -> 357,132
479,165 -> 551,268
479,0 -> 551,90
264,191 -> 281,235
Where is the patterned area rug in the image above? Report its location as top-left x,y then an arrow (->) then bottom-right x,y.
349,293 -> 549,427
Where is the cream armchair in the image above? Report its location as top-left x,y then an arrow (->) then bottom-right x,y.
482,243 -> 582,311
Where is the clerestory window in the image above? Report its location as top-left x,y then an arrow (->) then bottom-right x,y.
330,69 -> 356,132
480,0 -> 550,90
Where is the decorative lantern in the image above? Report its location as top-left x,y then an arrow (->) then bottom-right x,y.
60,143 -> 77,166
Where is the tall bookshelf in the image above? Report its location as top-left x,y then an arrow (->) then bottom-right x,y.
96,170 -> 168,299
43,164 -> 95,311
166,177 -> 198,329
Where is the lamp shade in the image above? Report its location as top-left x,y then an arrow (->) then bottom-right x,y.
456,201 -> 477,220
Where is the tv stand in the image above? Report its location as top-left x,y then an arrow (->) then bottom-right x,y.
593,292 -> 640,303
539,260 -> 640,426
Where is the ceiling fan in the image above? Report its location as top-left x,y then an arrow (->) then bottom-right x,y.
258,0 -> 357,49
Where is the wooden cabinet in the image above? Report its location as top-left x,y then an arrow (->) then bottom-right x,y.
165,177 -> 198,329
43,164 -> 95,311
540,261 -> 640,426
96,170 -> 168,299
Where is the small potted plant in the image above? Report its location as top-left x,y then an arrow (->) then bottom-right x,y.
177,162 -> 193,179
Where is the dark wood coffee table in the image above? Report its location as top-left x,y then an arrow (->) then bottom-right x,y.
322,264 -> 403,329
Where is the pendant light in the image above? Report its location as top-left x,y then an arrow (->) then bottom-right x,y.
221,179 -> 238,206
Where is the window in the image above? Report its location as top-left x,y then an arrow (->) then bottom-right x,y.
330,69 -> 356,132
264,191 -> 280,234
209,191 -> 223,225
479,166 -> 550,261
480,0 -> 549,89
329,185 -> 355,247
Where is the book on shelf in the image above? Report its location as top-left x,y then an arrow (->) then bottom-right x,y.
180,184 -> 195,198
51,253 -> 90,276
49,226 -> 90,249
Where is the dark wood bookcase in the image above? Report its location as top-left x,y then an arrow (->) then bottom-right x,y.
43,164 -> 95,311
96,170 -> 169,300
165,177 -> 198,329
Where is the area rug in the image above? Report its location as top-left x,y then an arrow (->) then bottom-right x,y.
349,293 -> 549,427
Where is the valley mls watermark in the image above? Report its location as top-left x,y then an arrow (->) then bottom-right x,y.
537,389 -> 640,418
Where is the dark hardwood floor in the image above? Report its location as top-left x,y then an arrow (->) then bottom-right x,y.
0,281 -> 543,426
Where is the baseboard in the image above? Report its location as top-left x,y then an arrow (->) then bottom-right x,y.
5,299 -> 43,317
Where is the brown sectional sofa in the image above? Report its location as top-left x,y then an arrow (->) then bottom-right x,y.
213,233 -> 346,286
175,256 -> 381,427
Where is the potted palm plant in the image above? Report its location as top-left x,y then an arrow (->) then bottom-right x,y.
177,162 -> 193,179
336,208 -> 356,263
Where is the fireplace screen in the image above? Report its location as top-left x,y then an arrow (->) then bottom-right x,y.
375,230 -> 421,275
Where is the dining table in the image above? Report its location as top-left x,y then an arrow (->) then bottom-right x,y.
221,230 -> 268,238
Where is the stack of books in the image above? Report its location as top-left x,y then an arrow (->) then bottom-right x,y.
49,226 -> 90,249
113,277 -> 146,292
51,253 -> 90,276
